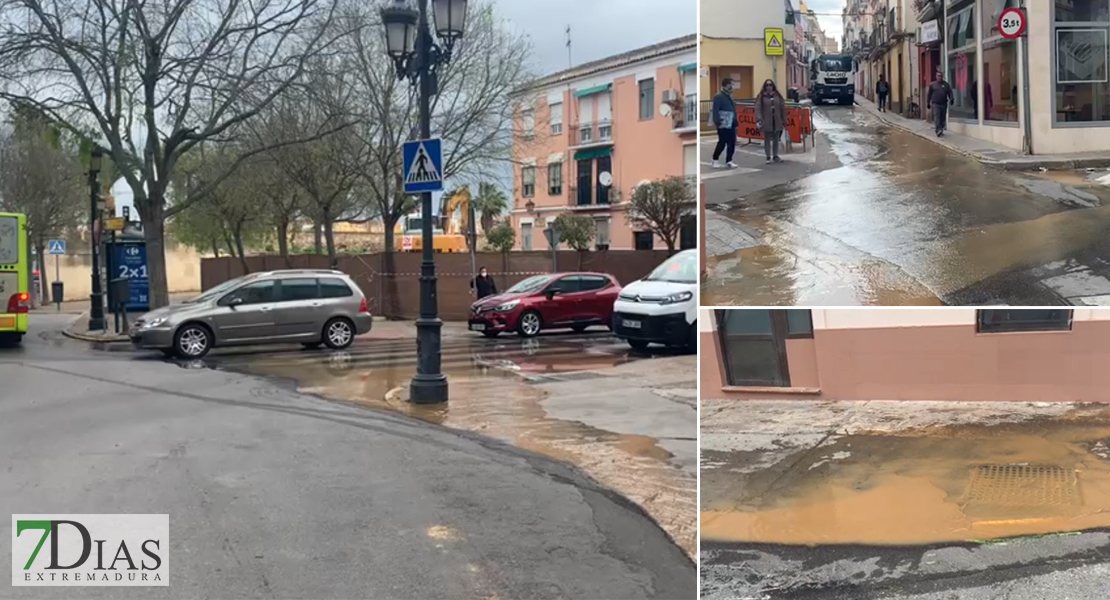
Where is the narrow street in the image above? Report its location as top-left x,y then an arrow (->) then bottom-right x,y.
702,104 -> 1110,306
1,315 -> 695,598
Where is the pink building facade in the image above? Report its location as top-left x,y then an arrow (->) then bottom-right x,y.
510,35 -> 698,251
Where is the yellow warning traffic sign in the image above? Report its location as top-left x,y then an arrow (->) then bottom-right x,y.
765,28 -> 784,56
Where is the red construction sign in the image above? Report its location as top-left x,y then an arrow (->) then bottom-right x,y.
736,104 -> 813,144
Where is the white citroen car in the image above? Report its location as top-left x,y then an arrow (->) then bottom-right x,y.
611,249 -> 698,351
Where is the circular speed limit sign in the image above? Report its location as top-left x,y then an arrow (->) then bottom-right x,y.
998,7 -> 1026,39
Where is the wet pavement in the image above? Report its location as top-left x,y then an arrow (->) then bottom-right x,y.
152,329 -> 698,558
702,105 -> 1110,306
701,400 -> 1110,598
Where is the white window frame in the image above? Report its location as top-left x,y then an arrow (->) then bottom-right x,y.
550,102 -> 563,135
521,166 -> 536,197
1056,28 -> 1110,84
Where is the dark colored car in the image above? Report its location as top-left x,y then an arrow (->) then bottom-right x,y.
467,272 -> 621,338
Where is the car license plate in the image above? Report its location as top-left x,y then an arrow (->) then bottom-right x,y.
470,323 -> 486,331
622,319 -> 641,329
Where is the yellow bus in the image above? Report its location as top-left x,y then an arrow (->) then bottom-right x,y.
0,212 -> 29,345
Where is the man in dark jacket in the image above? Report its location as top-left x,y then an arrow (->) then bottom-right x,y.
471,266 -> 497,299
927,71 -> 954,137
710,78 -> 738,169
876,74 -> 890,112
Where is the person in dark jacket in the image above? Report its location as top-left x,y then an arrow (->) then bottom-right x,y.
710,78 -> 739,168
927,70 -> 954,137
756,79 -> 786,164
471,267 -> 497,299
876,74 -> 890,112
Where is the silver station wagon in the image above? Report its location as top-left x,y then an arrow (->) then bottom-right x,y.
130,270 -> 373,358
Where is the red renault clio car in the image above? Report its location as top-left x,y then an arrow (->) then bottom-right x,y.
468,272 -> 622,338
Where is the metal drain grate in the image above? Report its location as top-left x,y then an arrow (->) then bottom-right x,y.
964,465 -> 1080,507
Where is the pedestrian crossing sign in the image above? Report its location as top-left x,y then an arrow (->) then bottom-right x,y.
402,137 -> 444,194
765,28 -> 784,56
47,239 -> 66,255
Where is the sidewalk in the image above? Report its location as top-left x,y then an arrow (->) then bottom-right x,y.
855,94 -> 1110,171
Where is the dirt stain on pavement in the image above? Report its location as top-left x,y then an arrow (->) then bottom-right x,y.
219,351 -> 697,558
702,414 -> 1110,546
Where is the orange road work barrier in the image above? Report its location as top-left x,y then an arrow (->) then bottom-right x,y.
735,101 -> 815,150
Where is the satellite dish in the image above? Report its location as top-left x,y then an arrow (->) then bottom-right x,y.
599,171 -> 613,187
659,104 -> 673,117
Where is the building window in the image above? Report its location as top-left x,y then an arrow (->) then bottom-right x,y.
715,309 -> 814,387
634,231 -> 654,250
639,78 -> 655,120
521,222 -> 533,251
596,155 -> 612,204
1056,0 -> 1110,22
550,102 -> 563,135
946,1 -> 979,120
976,309 -> 1073,333
521,166 -> 535,197
548,162 -> 562,195
680,214 -> 696,249
576,159 -> 592,206
522,110 -> 535,139
594,217 -> 610,250
1054,28 -> 1110,123
981,0 -> 1021,123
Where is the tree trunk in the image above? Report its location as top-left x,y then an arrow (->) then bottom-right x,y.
210,239 -> 220,258
383,213 -> 397,252
313,220 -> 323,255
665,235 -> 677,253
141,199 -> 170,309
277,218 -> 291,268
234,224 -> 249,274
323,210 -> 337,268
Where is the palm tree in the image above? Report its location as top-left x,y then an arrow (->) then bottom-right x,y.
472,182 -> 509,234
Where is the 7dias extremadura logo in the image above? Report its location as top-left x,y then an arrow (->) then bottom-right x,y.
11,514 -> 168,586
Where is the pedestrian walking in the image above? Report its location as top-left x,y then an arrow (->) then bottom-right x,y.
471,266 -> 498,299
756,79 -> 786,164
876,74 -> 890,112
710,78 -> 738,169
927,71 -> 954,137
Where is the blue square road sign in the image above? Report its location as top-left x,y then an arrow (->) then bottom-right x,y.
47,239 -> 66,255
402,138 -> 444,194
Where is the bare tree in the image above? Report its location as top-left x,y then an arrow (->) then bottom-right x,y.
626,177 -> 694,253
341,0 -> 532,251
0,108 -> 84,301
0,0 -> 345,307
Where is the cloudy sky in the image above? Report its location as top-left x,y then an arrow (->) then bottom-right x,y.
496,0 -> 697,76
801,0 -> 848,47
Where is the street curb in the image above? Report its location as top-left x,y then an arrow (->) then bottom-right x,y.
61,310 -> 130,343
856,96 -> 1110,171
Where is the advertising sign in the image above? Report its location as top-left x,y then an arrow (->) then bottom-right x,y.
110,242 -> 149,311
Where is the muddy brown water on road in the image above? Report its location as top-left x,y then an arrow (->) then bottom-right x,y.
702,413 -> 1110,546
211,348 -> 697,558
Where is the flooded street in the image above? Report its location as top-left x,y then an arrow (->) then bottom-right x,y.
701,400 -> 1110,598
195,330 -> 698,558
702,106 -> 1110,306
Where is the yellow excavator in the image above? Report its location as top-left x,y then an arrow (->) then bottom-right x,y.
394,186 -> 470,253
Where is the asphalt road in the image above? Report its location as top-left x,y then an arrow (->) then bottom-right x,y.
702,104 -> 1110,306
1,314 -> 695,599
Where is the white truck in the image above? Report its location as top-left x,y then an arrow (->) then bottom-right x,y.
810,54 -> 855,105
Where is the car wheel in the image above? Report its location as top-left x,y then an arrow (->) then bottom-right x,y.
628,339 -> 650,351
481,331 -> 500,338
174,324 -> 212,359
572,324 -> 588,333
323,318 -> 355,350
517,311 -> 542,338
302,342 -> 322,350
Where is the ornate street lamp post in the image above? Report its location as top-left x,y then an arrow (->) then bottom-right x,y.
381,0 -> 467,404
88,147 -> 106,332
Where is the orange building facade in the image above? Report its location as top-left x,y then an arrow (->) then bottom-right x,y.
510,35 -> 698,251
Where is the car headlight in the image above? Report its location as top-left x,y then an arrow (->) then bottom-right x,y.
143,317 -> 168,329
659,291 -> 693,305
493,300 -> 520,312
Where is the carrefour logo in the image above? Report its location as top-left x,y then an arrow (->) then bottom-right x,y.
12,514 -> 168,586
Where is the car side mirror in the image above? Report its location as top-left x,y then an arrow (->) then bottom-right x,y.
545,290 -> 558,300
227,296 -> 244,308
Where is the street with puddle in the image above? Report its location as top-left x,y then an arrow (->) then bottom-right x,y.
701,401 -> 1110,597
193,331 -> 698,558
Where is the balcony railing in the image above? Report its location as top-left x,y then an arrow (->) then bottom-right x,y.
568,119 -> 614,147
